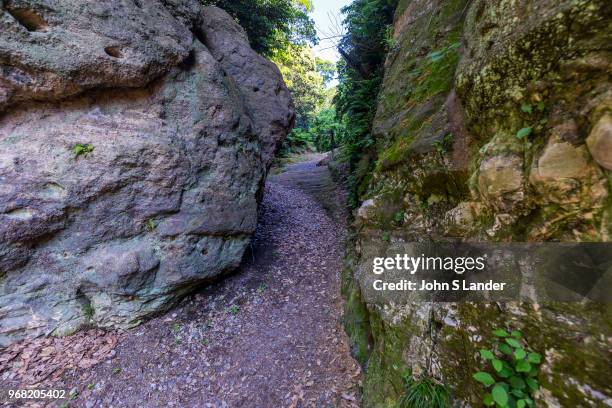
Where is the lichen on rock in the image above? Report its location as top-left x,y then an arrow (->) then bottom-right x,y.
343,0 -> 612,406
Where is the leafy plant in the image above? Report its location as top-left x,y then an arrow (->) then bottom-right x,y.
474,329 -> 542,408
394,211 -> 405,223
145,219 -> 156,232
520,103 -> 532,114
382,231 -> 390,242
227,304 -> 240,315
399,374 -> 451,408
433,133 -> 454,153
83,303 -> 94,320
72,143 -> 94,159
384,24 -> 399,51
516,127 -> 532,139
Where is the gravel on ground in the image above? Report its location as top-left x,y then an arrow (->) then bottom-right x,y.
1,154 -> 361,408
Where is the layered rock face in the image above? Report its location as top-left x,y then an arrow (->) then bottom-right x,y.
343,0 -> 611,406
0,1 -> 293,345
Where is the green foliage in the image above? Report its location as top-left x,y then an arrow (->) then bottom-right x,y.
83,303 -> 94,320
316,57 -> 336,85
272,46 -> 343,156
310,107 -> 346,152
201,0 -> 316,56
433,133 -> 454,154
273,45 -> 328,129
227,304 -> 240,315
399,374 -> 451,408
73,143 -> 94,159
516,127 -> 532,139
145,219 -> 156,232
384,24 -> 398,51
394,211 -> 405,223
334,0 -> 397,206
474,328 -> 542,408
520,103 -> 532,114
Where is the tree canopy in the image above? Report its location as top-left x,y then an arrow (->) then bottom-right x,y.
203,0 -> 317,56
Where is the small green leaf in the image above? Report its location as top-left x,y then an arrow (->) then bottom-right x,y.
512,389 -> 527,398
492,359 -> 503,372
514,349 -> 526,360
498,367 -> 513,378
516,127 -> 532,139
505,338 -> 522,348
521,103 -> 532,114
537,101 -> 545,111
492,384 -> 509,406
493,329 -> 509,337
526,377 -> 539,391
509,376 -> 526,390
516,360 -> 531,373
511,330 -> 523,339
526,397 -> 535,407
517,399 -> 526,408
499,343 -> 513,355
527,352 -> 541,364
483,393 -> 495,406
474,372 -> 496,387
480,349 -> 495,360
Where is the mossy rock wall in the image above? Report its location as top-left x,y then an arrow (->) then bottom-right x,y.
344,0 -> 612,406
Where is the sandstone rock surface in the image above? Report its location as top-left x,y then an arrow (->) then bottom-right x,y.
344,0 -> 612,406
0,0 -> 294,345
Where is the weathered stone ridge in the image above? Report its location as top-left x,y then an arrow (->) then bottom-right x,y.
0,1 -> 294,345
344,0 -> 611,406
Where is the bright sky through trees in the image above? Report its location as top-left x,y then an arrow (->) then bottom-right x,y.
311,0 -> 351,62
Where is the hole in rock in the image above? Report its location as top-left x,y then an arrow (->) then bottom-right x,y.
179,50 -> 197,70
253,87 -> 260,92
104,46 -> 123,58
76,288 -> 95,319
7,8 -> 49,31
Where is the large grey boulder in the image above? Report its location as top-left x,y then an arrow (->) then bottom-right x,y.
0,0 -> 294,345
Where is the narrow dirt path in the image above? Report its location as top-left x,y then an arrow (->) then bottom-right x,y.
32,153 -> 361,407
